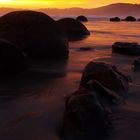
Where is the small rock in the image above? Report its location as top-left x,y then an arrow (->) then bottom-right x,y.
79,47 -> 94,51
133,58 -> 140,71
110,17 -> 120,22
124,16 -> 136,21
76,15 -> 88,22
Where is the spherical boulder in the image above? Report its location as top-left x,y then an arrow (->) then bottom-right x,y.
110,17 -> 120,22
0,39 -> 28,76
76,15 -> 88,22
80,62 -> 129,96
124,16 -> 136,22
112,42 -> 140,55
57,18 -> 90,41
0,11 -> 69,59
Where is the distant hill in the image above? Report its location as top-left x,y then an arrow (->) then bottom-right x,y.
0,3 -> 140,17
89,3 -> 140,16
0,8 -> 22,15
39,3 -> 140,17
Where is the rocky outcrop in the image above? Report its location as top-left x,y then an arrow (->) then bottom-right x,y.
57,18 -> 90,41
0,10 -> 69,59
112,42 -> 140,55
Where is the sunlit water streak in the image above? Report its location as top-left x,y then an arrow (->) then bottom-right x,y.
0,17 -> 140,140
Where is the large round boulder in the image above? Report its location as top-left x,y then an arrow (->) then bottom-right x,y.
124,16 -> 136,21
63,88 -> 110,140
0,39 -> 27,76
57,18 -> 90,41
0,11 -> 69,59
110,17 -> 120,22
112,42 -> 140,55
80,62 -> 129,96
76,15 -> 88,22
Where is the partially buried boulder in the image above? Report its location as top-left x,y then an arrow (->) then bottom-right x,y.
76,15 -> 88,22
112,42 -> 140,55
0,11 -> 69,59
80,62 -> 129,97
63,88 -> 111,140
110,17 -> 120,22
0,39 -> 27,76
57,18 -> 90,41
124,16 -> 136,21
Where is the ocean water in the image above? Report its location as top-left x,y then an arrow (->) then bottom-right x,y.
0,18 -> 140,140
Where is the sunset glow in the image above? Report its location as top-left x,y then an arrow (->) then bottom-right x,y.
0,0 -> 139,9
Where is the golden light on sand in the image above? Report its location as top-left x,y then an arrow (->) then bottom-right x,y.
0,0 -> 139,9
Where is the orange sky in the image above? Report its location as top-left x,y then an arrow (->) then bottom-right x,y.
0,0 -> 139,9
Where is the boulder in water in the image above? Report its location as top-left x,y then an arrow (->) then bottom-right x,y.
57,18 -> 90,41
76,15 -> 88,22
80,62 -> 129,97
112,42 -> 140,55
110,17 -> 120,22
124,16 -> 136,21
63,61 -> 130,139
